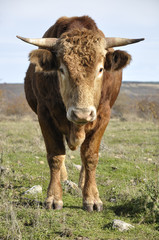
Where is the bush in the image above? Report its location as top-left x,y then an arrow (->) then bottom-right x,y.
137,99 -> 159,120
1,94 -> 32,116
112,93 -> 159,121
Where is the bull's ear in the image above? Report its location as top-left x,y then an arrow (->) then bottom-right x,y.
105,50 -> 132,71
29,49 -> 56,72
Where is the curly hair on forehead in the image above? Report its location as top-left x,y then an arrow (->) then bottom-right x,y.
56,28 -> 106,72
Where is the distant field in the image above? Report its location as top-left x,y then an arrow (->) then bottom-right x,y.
1,82 -> 159,98
0,116 -> 158,239
121,82 -> 159,97
0,82 -> 159,121
0,83 -> 24,99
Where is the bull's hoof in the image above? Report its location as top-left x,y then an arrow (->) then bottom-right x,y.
45,202 -> 52,210
83,202 -> 103,212
93,203 -> 103,212
53,202 -> 63,210
45,198 -> 63,210
83,203 -> 94,212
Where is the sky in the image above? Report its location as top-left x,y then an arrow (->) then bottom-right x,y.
0,0 -> 159,83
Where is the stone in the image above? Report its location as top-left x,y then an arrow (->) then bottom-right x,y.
147,158 -> 152,162
64,180 -> 78,190
0,166 -> 10,175
39,161 -> 44,164
24,185 -> 42,195
105,179 -> 113,186
111,166 -> 118,170
63,180 -> 82,196
73,163 -> 82,171
74,237 -> 89,240
135,165 -> 140,169
113,219 -> 134,232
109,197 -> 116,203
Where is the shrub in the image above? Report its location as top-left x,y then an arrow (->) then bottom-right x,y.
1,94 -> 32,116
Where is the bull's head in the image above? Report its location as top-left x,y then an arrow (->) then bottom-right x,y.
17,31 -> 144,125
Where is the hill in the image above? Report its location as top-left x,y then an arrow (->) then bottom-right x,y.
112,82 -> 159,120
0,82 -> 159,120
1,82 -> 159,98
0,83 -> 24,99
121,82 -> 159,98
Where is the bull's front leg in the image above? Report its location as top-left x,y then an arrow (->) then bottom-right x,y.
81,146 -> 103,212
46,154 -> 66,210
81,110 -> 110,212
38,106 -> 67,210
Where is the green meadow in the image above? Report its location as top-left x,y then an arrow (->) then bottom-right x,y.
0,116 -> 159,239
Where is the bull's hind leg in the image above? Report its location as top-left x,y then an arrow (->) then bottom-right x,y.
78,164 -> 85,189
81,109 -> 110,212
38,106 -> 66,210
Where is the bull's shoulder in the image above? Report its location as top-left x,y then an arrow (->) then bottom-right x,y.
101,71 -> 122,108
24,64 -> 37,113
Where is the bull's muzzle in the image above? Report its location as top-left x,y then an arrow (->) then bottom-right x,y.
67,106 -> 97,124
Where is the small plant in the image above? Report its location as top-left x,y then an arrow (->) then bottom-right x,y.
140,171 -> 159,223
114,174 -> 159,223
137,99 -> 159,120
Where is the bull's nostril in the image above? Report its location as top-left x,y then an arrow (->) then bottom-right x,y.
67,107 -> 97,124
72,109 -> 84,120
72,109 -> 91,121
90,110 -> 95,118
71,110 -> 78,119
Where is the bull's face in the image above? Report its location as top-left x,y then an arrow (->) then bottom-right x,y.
57,59 -> 104,124
18,29 -> 143,125
56,30 -> 107,124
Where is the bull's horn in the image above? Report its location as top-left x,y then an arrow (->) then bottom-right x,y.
16,36 -> 58,48
105,37 -> 145,48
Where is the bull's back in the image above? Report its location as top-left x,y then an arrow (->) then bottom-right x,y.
43,16 -> 99,38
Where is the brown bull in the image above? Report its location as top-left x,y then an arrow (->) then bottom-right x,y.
17,16 -> 144,212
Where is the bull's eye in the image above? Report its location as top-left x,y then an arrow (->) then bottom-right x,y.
59,68 -> 64,74
99,68 -> 104,73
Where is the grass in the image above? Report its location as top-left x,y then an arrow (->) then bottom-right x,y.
0,115 -> 159,239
